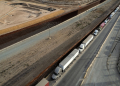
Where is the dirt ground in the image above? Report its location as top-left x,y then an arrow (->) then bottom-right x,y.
0,0 -> 119,86
0,0 -> 97,36
0,0 -> 60,30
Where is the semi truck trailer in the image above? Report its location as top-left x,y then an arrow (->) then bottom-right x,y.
52,49 -> 79,80
79,34 -> 94,52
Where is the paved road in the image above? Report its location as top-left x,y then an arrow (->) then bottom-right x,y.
55,11 -> 120,86
82,14 -> 120,86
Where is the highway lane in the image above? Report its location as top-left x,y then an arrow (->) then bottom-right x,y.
55,11 -> 120,86
82,14 -> 120,85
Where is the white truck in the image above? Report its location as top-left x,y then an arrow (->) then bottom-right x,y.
116,6 -> 119,11
93,29 -> 99,36
79,34 -> 94,52
52,49 -> 79,80
104,18 -> 109,24
110,12 -> 115,18
114,7 -> 119,13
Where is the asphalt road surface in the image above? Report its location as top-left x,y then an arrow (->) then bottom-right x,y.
82,14 -> 120,85
55,11 -> 120,86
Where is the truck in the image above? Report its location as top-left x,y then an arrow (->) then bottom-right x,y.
97,26 -> 102,31
116,6 -> 119,11
36,78 -> 49,86
79,34 -> 94,52
93,29 -> 99,36
52,49 -> 79,80
104,18 -> 109,24
100,22 -> 105,28
110,12 -> 115,18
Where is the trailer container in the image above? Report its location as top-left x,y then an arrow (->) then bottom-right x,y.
93,29 -> 99,36
52,49 -> 79,79
36,78 -> 49,86
79,34 -> 94,52
59,49 -> 79,71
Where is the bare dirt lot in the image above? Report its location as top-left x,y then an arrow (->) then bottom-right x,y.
0,0 -> 97,36
0,0 -> 60,30
0,0 -> 119,86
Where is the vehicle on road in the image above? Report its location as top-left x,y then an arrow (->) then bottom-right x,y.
79,34 -> 94,52
104,18 -> 109,24
52,49 -> 79,80
116,6 -> 119,11
114,7 -> 119,13
111,12 -> 115,17
97,26 -> 102,31
100,22 -> 105,28
93,30 -> 99,36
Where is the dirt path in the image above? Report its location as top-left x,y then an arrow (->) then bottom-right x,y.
0,0 -> 118,86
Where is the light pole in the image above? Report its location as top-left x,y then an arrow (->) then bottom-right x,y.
48,23 -> 51,39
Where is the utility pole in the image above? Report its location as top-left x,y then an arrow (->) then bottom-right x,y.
48,23 -> 51,39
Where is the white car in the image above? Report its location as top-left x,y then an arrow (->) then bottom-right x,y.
111,12 -> 115,17
104,19 -> 109,24
93,30 -> 99,36
79,44 -> 84,53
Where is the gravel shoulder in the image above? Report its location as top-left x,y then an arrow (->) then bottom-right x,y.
0,0 -> 119,86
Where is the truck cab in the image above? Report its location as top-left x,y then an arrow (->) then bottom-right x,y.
79,44 -> 84,53
54,66 -> 62,75
52,66 -> 62,80
104,18 -> 109,24
52,73 -> 60,80
97,27 -> 102,31
93,30 -> 98,36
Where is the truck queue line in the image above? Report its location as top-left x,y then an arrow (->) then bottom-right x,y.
51,5 -> 120,80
